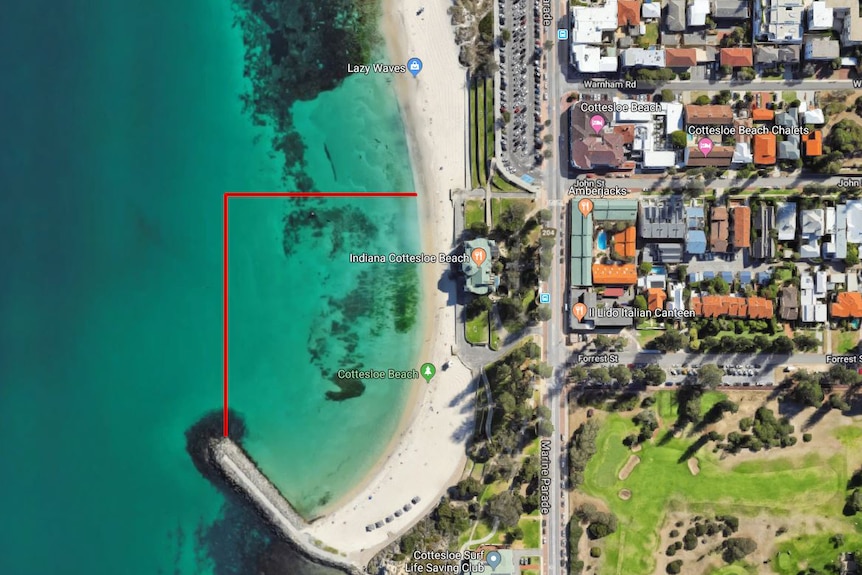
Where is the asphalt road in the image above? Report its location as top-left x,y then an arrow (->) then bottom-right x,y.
542,0 -> 569,571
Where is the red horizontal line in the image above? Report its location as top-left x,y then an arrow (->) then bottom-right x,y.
224,192 -> 417,198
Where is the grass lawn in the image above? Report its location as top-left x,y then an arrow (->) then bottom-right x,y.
466,310 -> 489,345
581,408 -> 856,575
480,481 -> 507,504
491,173 -> 522,192
490,328 -> 501,351
469,77 -> 494,188
636,329 -> 661,347
642,22 -> 659,45
465,199 -> 485,228
781,91 -> 797,102
774,532 -> 862,575
707,564 -> 756,575
835,330 -> 859,354
834,424 -> 862,446
519,517 -> 541,548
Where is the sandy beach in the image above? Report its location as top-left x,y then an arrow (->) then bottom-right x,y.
303,0 -> 472,565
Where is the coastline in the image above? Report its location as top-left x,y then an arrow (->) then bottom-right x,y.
303,0 -> 472,564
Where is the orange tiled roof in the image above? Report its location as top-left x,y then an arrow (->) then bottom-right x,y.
752,107 -> 774,121
647,288 -> 667,312
618,0 -> 641,26
732,206 -> 751,249
747,297 -> 773,319
754,133 -> 776,165
831,292 -> 862,318
592,263 -> 638,285
612,226 -> 637,258
804,131 -> 823,156
720,48 -> 753,67
685,105 -> 734,125
690,295 -> 774,318
665,48 -> 697,67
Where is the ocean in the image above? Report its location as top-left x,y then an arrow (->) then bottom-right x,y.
0,0 -> 419,573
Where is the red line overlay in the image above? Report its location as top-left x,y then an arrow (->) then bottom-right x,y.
222,191 -> 418,436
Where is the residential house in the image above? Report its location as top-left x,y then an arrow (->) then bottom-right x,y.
754,45 -> 801,66
618,0 -> 642,28
804,37 -> 840,60
685,104 -> 734,124
754,133 -> 777,165
642,0 -> 662,18
688,0 -> 710,26
665,0 -> 686,31
831,292 -> 862,318
621,47 -> 666,67
690,295 -> 775,318
776,201 -> 798,240
779,286 -> 799,320
778,136 -> 801,160
803,130 -> 823,156
712,0 -> 749,19
686,205 -> 708,254
665,48 -> 698,69
639,196 -> 687,240
592,263 -> 638,284
847,200 -> 862,244
732,206 -> 751,249
809,1 -> 834,30
710,206 -> 730,252
827,0 -> 862,45
800,208 -> 825,258
763,0 -> 804,43
721,47 -> 754,67
800,272 -> 828,323
752,204 -> 776,259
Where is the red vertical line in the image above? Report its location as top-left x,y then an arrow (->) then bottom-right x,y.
223,193 -> 230,436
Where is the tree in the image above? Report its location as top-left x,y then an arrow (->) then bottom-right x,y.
454,477 -> 483,500
633,294 -> 648,311
696,364 -> 724,389
847,243 -> 859,266
667,560 -> 683,574
661,89 -> 675,102
652,328 -> 687,352
467,295 -> 493,318
641,364 -> 666,386
589,367 -> 612,385
670,130 -> 687,149
770,335 -> 794,354
609,365 -> 632,385
792,373 -> 824,406
500,28 -> 511,43
537,418 -> 554,437
536,304 -> 552,322
487,491 -> 523,529
793,333 -> 819,352
639,262 -> 653,275
498,391 -> 517,414
722,538 -> 757,563
695,95 -> 711,105
847,489 -> 862,514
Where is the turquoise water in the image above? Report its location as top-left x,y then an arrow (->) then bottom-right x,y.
0,0 -> 419,573
597,230 -> 608,250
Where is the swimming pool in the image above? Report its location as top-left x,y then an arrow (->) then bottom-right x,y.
597,230 -> 607,250
652,265 -> 666,274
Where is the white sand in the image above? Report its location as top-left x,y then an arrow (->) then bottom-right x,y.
304,0 -> 471,565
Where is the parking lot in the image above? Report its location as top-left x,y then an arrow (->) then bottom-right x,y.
497,0 -> 547,182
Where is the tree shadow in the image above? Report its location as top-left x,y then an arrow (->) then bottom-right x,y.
801,403 -> 832,432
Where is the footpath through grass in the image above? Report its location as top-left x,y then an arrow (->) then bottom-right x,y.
582,404 -> 853,575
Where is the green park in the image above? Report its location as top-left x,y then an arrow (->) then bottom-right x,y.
579,391 -> 862,575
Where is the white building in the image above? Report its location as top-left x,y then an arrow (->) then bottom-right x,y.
571,44 -> 619,72
848,200 -> 862,244
688,0 -> 711,26
571,0 -> 618,44
808,1 -> 834,30
765,0 -> 804,43
621,48 -> 667,68
642,1 -> 662,18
